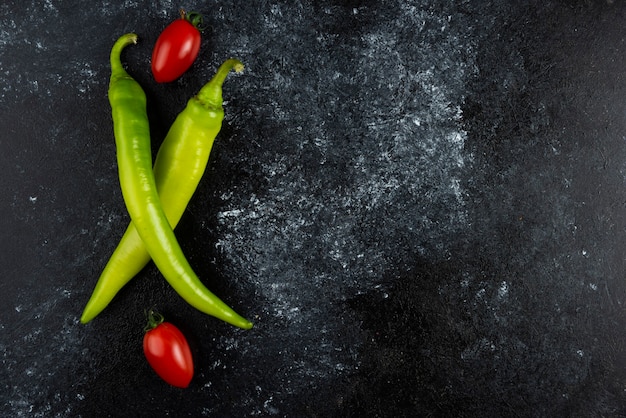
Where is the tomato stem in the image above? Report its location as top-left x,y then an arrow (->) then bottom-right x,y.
145,309 -> 165,332
180,8 -> 205,31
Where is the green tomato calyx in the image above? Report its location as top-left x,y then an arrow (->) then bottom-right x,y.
180,9 -> 205,31
144,309 -> 165,332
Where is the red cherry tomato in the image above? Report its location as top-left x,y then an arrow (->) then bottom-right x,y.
143,310 -> 194,388
151,10 -> 203,83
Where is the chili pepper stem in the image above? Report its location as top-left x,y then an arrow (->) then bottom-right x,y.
110,33 -> 137,79
195,59 -> 244,110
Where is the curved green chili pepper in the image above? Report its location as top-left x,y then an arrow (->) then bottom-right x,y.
81,52 -> 244,325
94,33 -> 252,329
81,54 -> 244,324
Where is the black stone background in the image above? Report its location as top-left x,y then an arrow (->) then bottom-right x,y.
2,0 -> 626,416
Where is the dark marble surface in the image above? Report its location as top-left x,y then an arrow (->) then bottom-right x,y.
2,0 -> 626,416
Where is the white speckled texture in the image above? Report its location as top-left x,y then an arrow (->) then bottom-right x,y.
203,2 -> 474,403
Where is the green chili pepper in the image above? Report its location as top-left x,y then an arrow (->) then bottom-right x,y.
81,55 -> 244,325
89,33 -> 252,329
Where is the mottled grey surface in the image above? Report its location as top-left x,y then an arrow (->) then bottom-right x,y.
2,0 -> 626,417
